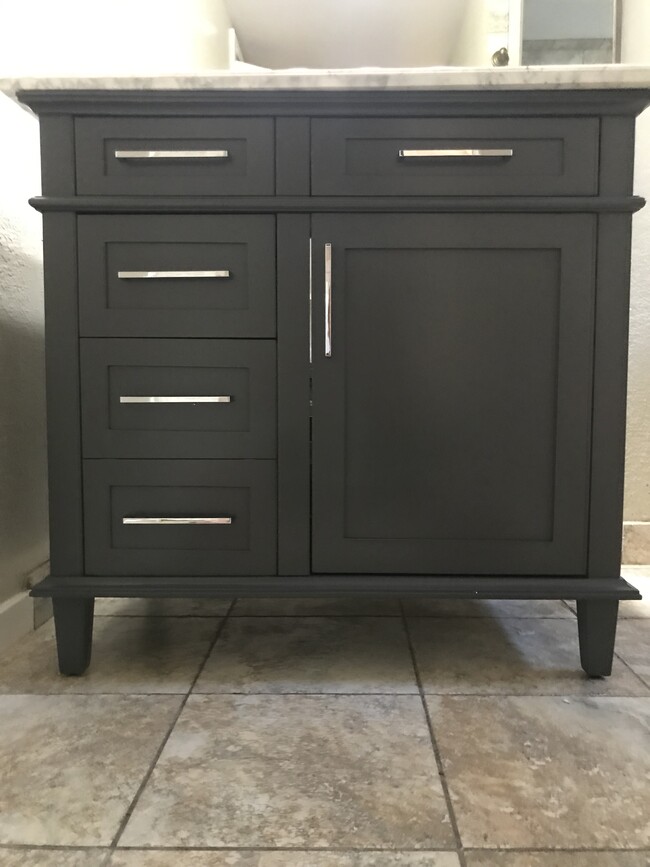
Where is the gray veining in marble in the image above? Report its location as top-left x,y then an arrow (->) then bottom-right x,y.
0,694 -> 181,846
120,694 -> 454,849
194,616 -> 418,694
409,616 -> 648,696
2,65 -> 650,101
427,695 -> 650,849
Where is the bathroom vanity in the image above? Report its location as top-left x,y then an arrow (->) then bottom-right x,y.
13,67 -> 650,676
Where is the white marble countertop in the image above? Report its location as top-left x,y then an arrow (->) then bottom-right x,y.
2,65 -> 650,99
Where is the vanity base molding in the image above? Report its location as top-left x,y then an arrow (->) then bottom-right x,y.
33,576 -> 638,678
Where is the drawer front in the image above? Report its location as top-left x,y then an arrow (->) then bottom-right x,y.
312,117 -> 599,196
84,460 -> 277,576
78,215 -> 275,337
81,339 -> 276,459
75,117 -> 274,195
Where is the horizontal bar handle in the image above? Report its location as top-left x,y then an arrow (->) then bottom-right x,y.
398,148 -> 514,158
123,516 -> 232,525
117,270 -> 231,280
119,395 -> 232,404
115,149 -> 229,160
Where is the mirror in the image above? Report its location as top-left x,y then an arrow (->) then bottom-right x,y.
521,0 -> 619,65
224,0 -> 621,70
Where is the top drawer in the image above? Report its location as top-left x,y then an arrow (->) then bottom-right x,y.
75,117 -> 275,196
311,117 -> 599,196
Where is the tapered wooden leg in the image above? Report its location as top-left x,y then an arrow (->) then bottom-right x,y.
52,597 -> 95,676
577,599 -> 619,677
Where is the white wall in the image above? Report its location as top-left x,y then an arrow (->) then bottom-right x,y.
622,0 -> 650,522
449,0 -> 510,67
0,0 -> 232,75
0,98 -> 49,607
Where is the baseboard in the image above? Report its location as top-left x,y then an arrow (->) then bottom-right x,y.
623,522 -> 650,565
27,560 -> 52,629
0,591 -> 35,655
0,560 -> 51,655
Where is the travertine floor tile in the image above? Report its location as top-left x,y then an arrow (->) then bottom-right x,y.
95,597 -> 232,617
409,616 -> 648,695
616,619 -> 650,686
0,617 -> 220,694
110,851 -> 461,866
402,599 -> 571,618
195,617 -> 418,694
427,695 -> 650,849
0,851 -> 109,867
231,597 -> 401,616
0,695 -> 180,846
120,694 -> 453,849
466,852 -> 650,866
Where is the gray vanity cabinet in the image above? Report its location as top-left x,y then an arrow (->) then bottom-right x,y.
18,87 -> 649,679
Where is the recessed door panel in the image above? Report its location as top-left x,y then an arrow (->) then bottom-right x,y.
311,214 -> 595,575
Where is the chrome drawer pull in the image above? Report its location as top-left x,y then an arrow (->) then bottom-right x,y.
117,270 -> 231,279
324,242 -> 332,357
398,148 -> 514,158
123,516 -> 232,525
119,395 -> 232,404
114,149 -> 229,160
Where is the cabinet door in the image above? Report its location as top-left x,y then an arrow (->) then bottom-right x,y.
311,214 -> 595,575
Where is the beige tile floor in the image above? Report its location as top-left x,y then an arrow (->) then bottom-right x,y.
0,568 -> 648,866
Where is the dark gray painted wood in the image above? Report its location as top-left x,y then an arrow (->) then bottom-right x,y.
77,214 -> 276,337
29,195 -> 646,214
276,118 -> 310,195
33,574 -> 641,600
577,599 -> 619,676
38,115 -> 76,196
312,213 -> 595,575
17,88 -> 650,119
75,116 -> 274,195
21,87 -> 650,677
83,459 -> 277,576
53,598 -> 94,675
312,117 -> 599,196
599,116 -> 636,196
277,214 -> 311,574
42,213 -> 85,576
80,339 -> 277,459
588,215 -> 633,578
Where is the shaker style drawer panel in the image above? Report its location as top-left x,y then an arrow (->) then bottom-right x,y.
80,339 -> 277,459
75,117 -> 274,195
78,215 -> 276,338
311,117 -> 599,196
83,460 -> 277,576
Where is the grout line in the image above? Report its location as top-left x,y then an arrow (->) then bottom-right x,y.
2,843 -> 650,854
613,649 -> 650,692
400,600 -> 468,867
108,599 -> 236,850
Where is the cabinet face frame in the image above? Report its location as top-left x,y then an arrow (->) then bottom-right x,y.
308,212 -> 596,576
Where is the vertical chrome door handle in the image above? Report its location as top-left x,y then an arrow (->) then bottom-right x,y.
325,243 -> 332,357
